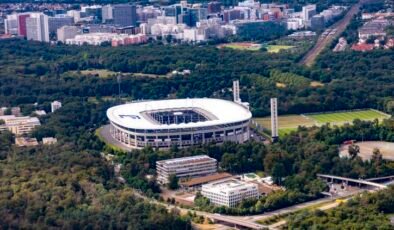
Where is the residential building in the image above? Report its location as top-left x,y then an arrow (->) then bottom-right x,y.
15,137 -> 39,147
26,13 -> 49,42
113,4 -> 137,27
57,25 -> 79,42
4,14 -> 18,35
0,115 -> 41,135
156,155 -> 217,184
42,137 -> 58,145
51,100 -> 62,112
302,4 -> 316,21
111,34 -> 148,46
11,107 -> 21,116
18,13 -> 31,37
358,19 -> 391,40
208,1 -> 222,14
201,178 -> 259,207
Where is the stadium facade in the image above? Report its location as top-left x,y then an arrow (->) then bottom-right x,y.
106,98 -> 252,149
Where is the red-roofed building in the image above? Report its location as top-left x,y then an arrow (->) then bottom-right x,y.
351,43 -> 374,52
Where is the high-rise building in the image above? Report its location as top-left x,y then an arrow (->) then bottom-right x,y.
4,14 -> 18,35
18,13 -> 31,37
26,13 -> 49,42
102,5 -> 113,23
302,4 -> 316,23
48,15 -> 74,34
113,4 -> 137,27
57,25 -> 79,42
51,101 -> 62,113
270,98 -> 278,142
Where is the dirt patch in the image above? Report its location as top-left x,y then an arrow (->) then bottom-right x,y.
339,141 -> 394,161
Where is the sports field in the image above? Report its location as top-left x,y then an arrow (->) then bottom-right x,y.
264,45 -> 294,53
217,42 -> 262,51
254,115 -> 315,135
255,109 -> 391,136
307,109 -> 390,125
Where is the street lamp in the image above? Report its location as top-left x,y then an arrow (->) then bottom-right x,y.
117,74 -> 121,101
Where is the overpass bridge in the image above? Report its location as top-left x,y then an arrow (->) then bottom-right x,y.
317,174 -> 388,190
207,214 -> 269,230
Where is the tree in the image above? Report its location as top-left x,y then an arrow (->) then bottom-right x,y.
271,162 -> 286,185
348,144 -> 360,159
168,174 -> 179,190
371,148 -> 383,163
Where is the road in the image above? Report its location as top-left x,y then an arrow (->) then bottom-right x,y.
300,0 -> 367,67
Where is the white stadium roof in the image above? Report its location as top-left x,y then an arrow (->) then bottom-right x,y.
107,98 -> 252,130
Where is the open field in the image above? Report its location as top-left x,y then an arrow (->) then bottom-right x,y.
339,141 -> 394,161
217,42 -> 262,51
307,109 -> 390,125
254,109 -> 391,136
68,69 -> 169,79
80,69 -> 118,78
264,45 -> 294,53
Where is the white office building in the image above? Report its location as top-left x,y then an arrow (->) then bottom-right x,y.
201,178 -> 259,207
51,101 -> 62,113
26,13 -> 49,42
156,155 -> 217,184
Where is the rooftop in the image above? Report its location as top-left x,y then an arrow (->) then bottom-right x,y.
202,178 -> 258,195
157,155 -> 216,166
180,172 -> 232,187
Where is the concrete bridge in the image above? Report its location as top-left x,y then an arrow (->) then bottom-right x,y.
317,174 -> 388,190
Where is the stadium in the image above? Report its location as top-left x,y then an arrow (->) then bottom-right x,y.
106,98 -> 252,149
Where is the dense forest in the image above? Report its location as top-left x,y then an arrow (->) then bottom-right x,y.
287,186 -> 394,229
0,132 -> 191,229
0,39 -> 393,117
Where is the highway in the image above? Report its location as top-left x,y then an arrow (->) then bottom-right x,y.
300,0 -> 367,67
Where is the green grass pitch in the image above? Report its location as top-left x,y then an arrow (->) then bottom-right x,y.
254,109 -> 391,137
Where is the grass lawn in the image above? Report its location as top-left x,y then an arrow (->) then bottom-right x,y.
306,109 -> 390,125
80,69 -> 118,78
69,69 -> 169,79
254,109 -> 391,137
217,42 -> 262,51
265,45 -> 294,53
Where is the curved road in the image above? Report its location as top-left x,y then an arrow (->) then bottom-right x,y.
300,0 -> 368,67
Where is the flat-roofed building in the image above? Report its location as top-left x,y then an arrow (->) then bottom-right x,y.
156,155 -> 217,184
180,172 -> 233,190
15,137 -> 39,147
42,137 -> 58,145
0,115 -> 41,135
51,100 -> 62,113
201,178 -> 259,207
